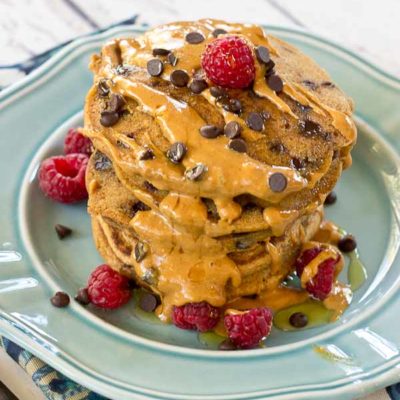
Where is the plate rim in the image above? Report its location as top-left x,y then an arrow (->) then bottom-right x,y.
1,23 -> 400,400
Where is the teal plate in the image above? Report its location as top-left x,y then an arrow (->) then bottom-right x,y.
0,25 -> 400,399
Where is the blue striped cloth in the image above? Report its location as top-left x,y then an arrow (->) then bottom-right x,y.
0,16 -> 398,400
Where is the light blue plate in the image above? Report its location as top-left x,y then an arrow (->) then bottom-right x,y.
0,25 -> 399,400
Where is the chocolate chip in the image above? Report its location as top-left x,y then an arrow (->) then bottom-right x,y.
261,111 -> 271,120
200,125 -> 222,139
98,79 -> 109,97
289,312 -> 308,328
255,46 -> 270,64
210,86 -> 227,99
139,148 -> 155,160
139,292 -> 158,312
185,163 -> 207,181
170,70 -> 190,87
167,52 -> 178,66
100,110 -> 120,127
143,268 -> 159,286
228,138 -> 247,153
222,99 -> 242,114
267,74 -> 283,93
212,28 -> 227,37
246,112 -> 264,131
185,31 -> 205,44
152,48 -> 170,56
224,121 -> 242,139
55,224 -> 72,240
94,152 -> 112,171
302,80 -> 318,90
324,191 -> 337,205
143,181 -> 158,192
321,81 -> 335,88
74,288 -> 90,305
131,201 -> 150,216
269,142 -> 286,154
116,139 -> 129,149
291,157 -> 306,170
166,142 -> 187,163
300,120 -> 322,136
50,292 -> 70,308
134,242 -> 148,262
219,339 -> 237,350
189,79 -> 208,94
269,173 -> 287,192
109,94 -> 126,113
265,60 -> 275,76
338,235 -> 357,253
147,59 -> 164,77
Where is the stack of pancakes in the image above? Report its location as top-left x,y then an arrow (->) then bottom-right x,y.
83,20 -> 356,320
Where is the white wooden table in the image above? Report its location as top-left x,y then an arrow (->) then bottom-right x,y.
0,1 -> 398,399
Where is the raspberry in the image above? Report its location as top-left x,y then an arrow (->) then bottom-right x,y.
87,264 -> 131,309
201,36 -> 255,89
224,308 -> 273,349
64,128 -> 93,156
295,247 -> 337,300
38,154 -> 88,203
172,302 -> 220,332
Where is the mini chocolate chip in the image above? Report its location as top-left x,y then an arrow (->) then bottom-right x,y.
55,224 -> 72,240
300,119 -> 322,136
51,292 -> 70,308
321,81 -> 335,88
324,191 -> 337,205
269,172 -> 287,192
134,242 -> 148,262
338,235 -> 357,253
98,79 -> 110,97
131,201 -> 151,216
222,99 -> 242,114
185,163 -> 207,181
100,110 -> 120,127
167,52 -> 178,66
94,152 -> 112,171
139,148 -> 155,160
291,157 -> 306,170
289,312 -> 308,328
143,181 -> 158,192
170,70 -> 190,87
200,125 -> 222,139
265,60 -> 275,76
139,292 -> 158,312
255,46 -> 270,64
302,80 -> 318,90
185,31 -> 205,44
269,142 -> 286,154
109,93 -> 126,113
75,288 -> 90,305
166,142 -> 187,163
228,138 -> 247,153
246,112 -> 264,131
224,121 -> 242,139
147,59 -> 164,77
261,111 -> 271,120
210,86 -> 227,99
219,339 -> 237,350
212,28 -> 227,37
152,48 -> 170,56
267,74 -> 283,93
189,79 -> 208,94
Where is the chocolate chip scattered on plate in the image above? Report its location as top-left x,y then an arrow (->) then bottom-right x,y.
55,224 -> 72,240
75,288 -> 90,305
50,292 -> 70,308
289,312 -> 308,328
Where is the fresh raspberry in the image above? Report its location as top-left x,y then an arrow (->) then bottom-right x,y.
38,154 -> 88,203
295,247 -> 338,300
201,36 -> 255,89
224,308 -> 273,349
64,128 -> 93,156
172,302 -> 220,332
87,264 -> 131,309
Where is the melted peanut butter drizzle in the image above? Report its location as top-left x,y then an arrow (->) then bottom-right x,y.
86,19 -> 356,318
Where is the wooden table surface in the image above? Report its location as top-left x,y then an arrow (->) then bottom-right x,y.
0,1 -> 398,399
